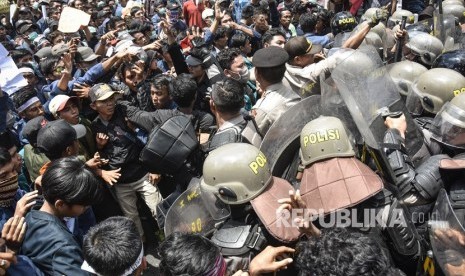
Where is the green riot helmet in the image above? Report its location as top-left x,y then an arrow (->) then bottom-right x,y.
443,0 -> 465,6
443,5 -> 465,23
405,33 -> 444,66
387,60 -> 428,97
407,68 -> 465,115
300,116 -> 355,166
200,143 -> 272,205
431,92 -> 465,150
388,9 -> 415,27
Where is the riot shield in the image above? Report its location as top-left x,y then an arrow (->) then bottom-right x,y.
330,46 -> 426,181
429,189 -> 465,275
164,182 -> 231,237
434,12 -> 459,51
333,32 -> 352,48
259,95 -> 321,178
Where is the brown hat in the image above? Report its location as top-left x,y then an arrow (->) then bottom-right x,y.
300,157 -> 383,214
51,44 -> 69,56
250,177 -> 301,243
284,37 -> 322,60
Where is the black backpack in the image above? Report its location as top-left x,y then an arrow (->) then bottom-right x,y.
139,115 -> 199,175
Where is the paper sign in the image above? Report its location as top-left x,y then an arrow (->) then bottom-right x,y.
58,7 -> 90,33
0,44 -> 28,95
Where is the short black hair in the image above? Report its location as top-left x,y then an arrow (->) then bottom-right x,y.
253,7 -> 269,17
261,28 -> 286,45
213,26 -> 228,42
217,48 -> 241,70
11,85 -> 37,110
83,217 -> 143,276
212,79 -> 244,114
0,147 -> 12,167
46,30 -> 64,44
230,33 -> 249,48
241,5 -> 254,20
256,64 -> 286,84
159,232 -> 221,276
40,56 -> 60,77
171,74 -> 197,108
0,131 -> 19,151
151,74 -> 172,92
299,13 -> 318,33
10,49 -> 32,63
295,227 -> 403,276
107,16 -> 125,30
42,156 -> 102,206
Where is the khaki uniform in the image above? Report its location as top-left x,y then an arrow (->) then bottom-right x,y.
253,82 -> 300,135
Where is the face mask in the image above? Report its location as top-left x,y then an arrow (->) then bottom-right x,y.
0,174 -> 19,208
158,8 -> 166,15
236,66 -> 250,84
28,31 -> 38,41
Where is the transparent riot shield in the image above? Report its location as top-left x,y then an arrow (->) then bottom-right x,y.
259,95 -> 322,178
330,46 -> 426,180
434,13 -> 459,51
429,189 -> 465,275
333,32 -> 352,48
164,182 -> 231,237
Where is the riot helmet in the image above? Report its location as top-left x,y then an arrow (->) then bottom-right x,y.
407,68 -> 465,115
300,116 -> 355,166
200,143 -> 272,205
443,5 -> 465,23
404,33 -> 444,66
387,60 -> 428,97
431,92 -> 465,150
406,23 -> 432,34
432,49 -> 465,76
331,11 -> 357,35
389,9 -> 415,26
443,0 -> 465,6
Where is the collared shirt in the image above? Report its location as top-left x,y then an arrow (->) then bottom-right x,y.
252,82 -> 300,135
218,115 -> 245,131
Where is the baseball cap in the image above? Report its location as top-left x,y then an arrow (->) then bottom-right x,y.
23,116 -> 48,146
252,46 -> 289,68
284,36 -> 322,60
299,157 -> 383,215
34,47 -> 53,61
185,55 -> 203,66
89,83 -> 120,103
97,10 -> 112,19
51,44 -> 69,56
49,95 -> 79,117
76,47 -> 100,62
37,119 -> 86,156
202,8 -> 214,20
18,23 -> 38,35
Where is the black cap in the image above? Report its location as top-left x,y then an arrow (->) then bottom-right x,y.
252,46 -> 289,68
37,120 -> 86,157
22,116 -> 48,146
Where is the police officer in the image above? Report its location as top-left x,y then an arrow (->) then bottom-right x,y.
296,116 -> 423,274
200,143 -> 300,273
252,47 -> 300,135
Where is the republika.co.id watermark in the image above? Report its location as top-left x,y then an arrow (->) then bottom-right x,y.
276,208 -> 410,228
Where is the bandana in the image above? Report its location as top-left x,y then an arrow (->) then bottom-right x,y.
17,97 -> 40,113
0,174 -> 19,208
81,248 -> 144,276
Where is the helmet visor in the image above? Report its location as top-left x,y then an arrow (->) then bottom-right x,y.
405,87 -> 424,116
431,102 -> 465,149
